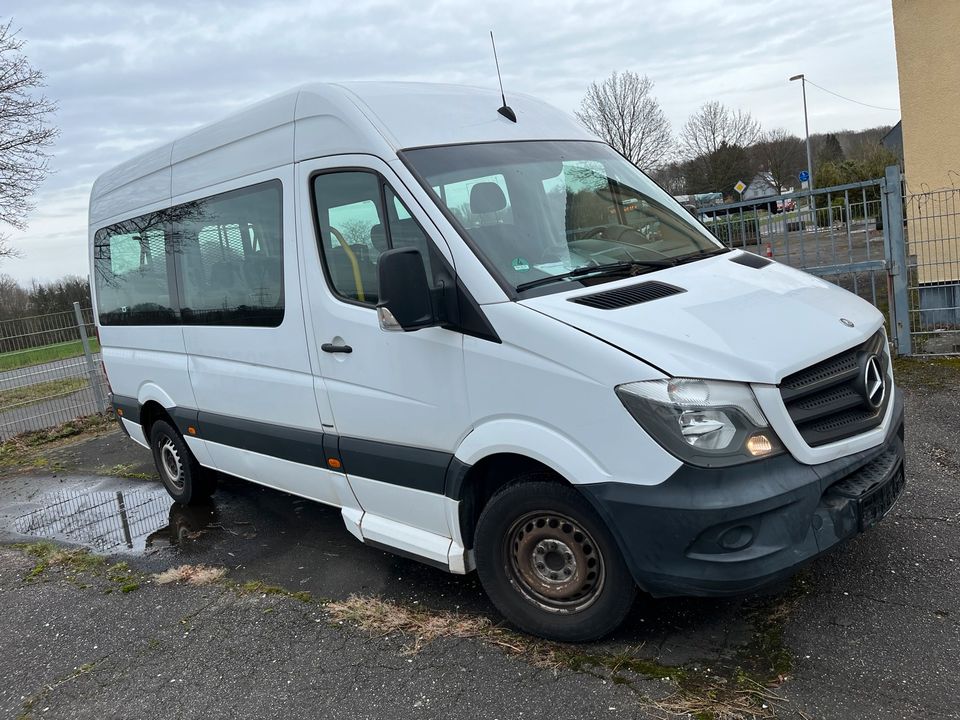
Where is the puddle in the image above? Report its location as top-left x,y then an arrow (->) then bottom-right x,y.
7,479 -> 221,554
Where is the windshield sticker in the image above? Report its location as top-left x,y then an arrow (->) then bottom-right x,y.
511,257 -> 531,272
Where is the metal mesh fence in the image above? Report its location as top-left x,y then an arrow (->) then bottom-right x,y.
904,188 -> 960,356
0,305 -> 108,441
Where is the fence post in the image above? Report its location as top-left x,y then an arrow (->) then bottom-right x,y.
882,165 -> 912,356
73,302 -> 108,412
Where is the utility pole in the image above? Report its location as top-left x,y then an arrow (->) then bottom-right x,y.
790,74 -> 814,192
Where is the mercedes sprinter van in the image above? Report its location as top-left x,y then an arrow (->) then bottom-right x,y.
90,82 -> 905,641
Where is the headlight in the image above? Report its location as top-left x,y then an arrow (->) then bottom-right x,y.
615,378 -> 783,467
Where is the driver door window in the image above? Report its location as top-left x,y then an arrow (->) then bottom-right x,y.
313,171 -> 440,306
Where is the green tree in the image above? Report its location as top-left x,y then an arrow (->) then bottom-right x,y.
816,133 -> 844,166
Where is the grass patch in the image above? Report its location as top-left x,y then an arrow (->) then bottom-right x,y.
11,541 -> 143,594
0,339 -> 100,372
0,413 -> 115,474
18,659 -> 101,720
239,580 -> 312,603
14,541 -> 107,580
893,356 -> 960,389
0,377 -> 89,409
327,584 -> 810,719
154,564 -> 227,586
101,463 -> 155,480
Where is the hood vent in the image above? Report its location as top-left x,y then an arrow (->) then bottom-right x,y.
569,281 -> 686,310
730,253 -> 772,269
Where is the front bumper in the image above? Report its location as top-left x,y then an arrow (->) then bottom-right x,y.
581,392 -> 906,597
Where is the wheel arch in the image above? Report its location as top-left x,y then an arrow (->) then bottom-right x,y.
450,419 -> 613,550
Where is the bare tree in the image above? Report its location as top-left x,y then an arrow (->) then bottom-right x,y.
751,129 -> 805,194
679,101 -> 761,159
0,20 -> 58,259
679,101 -> 761,195
575,71 -> 673,171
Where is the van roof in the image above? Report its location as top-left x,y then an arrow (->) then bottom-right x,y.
89,81 -> 595,225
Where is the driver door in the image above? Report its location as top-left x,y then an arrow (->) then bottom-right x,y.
295,155 -> 470,565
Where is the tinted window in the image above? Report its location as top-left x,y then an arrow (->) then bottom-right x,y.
94,215 -> 176,326
312,172 -> 441,306
94,180 -> 283,327
175,181 -> 284,326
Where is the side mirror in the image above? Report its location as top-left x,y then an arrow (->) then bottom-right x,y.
376,247 -> 437,332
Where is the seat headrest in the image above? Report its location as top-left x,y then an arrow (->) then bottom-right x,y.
470,182 -> 507,214
369,223 -> 388,252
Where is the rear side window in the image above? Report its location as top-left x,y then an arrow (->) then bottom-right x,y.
175,181 -> 284,326
94,218 -> 176,325
93,180 -> 284,327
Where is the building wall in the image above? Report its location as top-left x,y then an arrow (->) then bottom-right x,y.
892,0 -> 960,284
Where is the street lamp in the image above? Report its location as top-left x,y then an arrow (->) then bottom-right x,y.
789,74 -> 814,192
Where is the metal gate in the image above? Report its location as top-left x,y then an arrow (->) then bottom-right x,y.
693,166 -> 920,356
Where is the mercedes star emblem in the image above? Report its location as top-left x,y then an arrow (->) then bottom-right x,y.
863,354 -> 886,409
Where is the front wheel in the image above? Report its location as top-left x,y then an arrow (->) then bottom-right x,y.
150,419 -> 216,504
474,480 -> 636,642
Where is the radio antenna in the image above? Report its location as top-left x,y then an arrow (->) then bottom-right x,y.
489,31 -> 517,122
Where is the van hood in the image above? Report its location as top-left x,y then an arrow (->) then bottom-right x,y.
519,252 -> 884,385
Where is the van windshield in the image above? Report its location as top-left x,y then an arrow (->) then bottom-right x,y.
402,141 -> 724,296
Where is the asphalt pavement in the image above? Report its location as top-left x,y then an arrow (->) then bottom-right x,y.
0,361 -> 957,719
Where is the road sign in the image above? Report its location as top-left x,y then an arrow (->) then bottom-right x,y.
798,170 -> 810,182
734,180 -> 746,194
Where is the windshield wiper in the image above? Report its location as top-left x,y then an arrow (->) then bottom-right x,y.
516,259 -> 674,293
671,247 -> 731,265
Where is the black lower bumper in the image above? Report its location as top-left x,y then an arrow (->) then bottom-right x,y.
581,392 -> 906,598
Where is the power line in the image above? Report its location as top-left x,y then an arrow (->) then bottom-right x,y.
803,78 -> 899,113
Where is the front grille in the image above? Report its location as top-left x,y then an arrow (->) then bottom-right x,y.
780,331 -> 890,447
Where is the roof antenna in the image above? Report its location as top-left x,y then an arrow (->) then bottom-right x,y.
489,31 -> 517,122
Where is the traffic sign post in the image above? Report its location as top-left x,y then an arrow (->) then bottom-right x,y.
799,170 -> 810,183
734,180 -> 746,199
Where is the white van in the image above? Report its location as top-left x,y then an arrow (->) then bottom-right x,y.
89,82 -> 905,641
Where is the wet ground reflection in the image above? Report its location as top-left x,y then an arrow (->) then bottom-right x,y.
7,481 -> 265,558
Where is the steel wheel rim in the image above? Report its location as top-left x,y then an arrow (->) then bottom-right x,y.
159,438 -> 184,490
505,510 -> 605,614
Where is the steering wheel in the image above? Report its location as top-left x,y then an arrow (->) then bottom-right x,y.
584,224 -> 639,243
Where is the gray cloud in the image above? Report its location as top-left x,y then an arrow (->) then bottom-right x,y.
2,0 -> 898,282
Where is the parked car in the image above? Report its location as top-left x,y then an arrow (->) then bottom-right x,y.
90,82 -> 905,641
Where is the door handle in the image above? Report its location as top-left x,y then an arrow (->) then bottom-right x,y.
321,342 -> 353,354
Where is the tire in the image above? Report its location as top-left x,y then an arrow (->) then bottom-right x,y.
149,419 -> 216,504
475,480 -> 636,642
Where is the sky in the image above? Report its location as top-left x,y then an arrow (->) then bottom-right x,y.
1,0 -> 901,284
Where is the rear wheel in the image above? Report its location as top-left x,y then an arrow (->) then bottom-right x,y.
149,419 -> 216,504
475,480 -> 636,642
